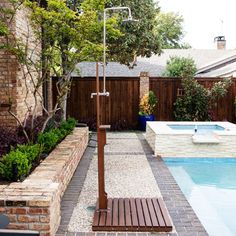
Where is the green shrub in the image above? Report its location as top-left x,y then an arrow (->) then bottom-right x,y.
16,144 -> 43,162
0,150 -> 31,181
174,78 -> 231,121
37,118 -> 77,154
37,130 -> 60,154
174,78 -> 210,121
0,118 -> 77,181
59,117 -> 77,135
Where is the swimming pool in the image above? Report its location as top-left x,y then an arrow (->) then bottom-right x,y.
168,124 -> 225,133
165,158 -> 236,236
146,121 -> 236,157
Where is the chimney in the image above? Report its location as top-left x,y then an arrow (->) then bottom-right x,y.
214,36 -> 226,50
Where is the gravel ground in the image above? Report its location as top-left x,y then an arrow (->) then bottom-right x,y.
68,132 -> 161,232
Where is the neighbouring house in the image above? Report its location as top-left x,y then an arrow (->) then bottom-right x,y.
74,48 -> 236,78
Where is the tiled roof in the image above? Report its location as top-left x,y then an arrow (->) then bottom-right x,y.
73,49 -> 236,77
197,61 -> 236,77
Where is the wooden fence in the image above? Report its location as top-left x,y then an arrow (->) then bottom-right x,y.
52,77 -> 236,129
150,77 -> 236,122
52,77 -> 140,129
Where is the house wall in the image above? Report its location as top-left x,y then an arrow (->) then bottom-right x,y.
0,1 -> 42,127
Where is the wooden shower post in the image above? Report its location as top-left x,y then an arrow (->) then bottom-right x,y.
96,62 -> 108,209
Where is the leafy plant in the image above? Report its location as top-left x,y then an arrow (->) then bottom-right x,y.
59,117 -> 77,135
0,150 -> 31,181
37,117 -> 77,153
164,56 -> 197,78
0,127 -> 27,157
139,91 -> 157,115
0,117 -> 77,181
174,78 -> 210,121
209,78 -> 232,104
37,130 -> 60,154
174,78 -> 232,121
16,144 -> 43,162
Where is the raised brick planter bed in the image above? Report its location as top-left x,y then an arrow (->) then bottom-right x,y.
0,127 -> 89,236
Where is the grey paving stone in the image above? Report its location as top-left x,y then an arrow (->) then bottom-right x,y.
96,233 -> 106,236
117,233 -> 127,236
107,233 -> 117,236
76,233 -> 86,236
85,233 -> 96,236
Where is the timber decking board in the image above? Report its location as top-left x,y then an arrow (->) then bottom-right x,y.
92,198 -> 173,232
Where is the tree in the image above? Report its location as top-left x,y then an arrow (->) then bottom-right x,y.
0,0 -> 121,140
106,0 -> 162,66
27,0 -> 121,120
164,56 -> 197,78
155,12 -> 189,49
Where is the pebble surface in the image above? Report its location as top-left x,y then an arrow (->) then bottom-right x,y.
68,132 -> 161,232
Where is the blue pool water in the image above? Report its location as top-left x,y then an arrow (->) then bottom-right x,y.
165,158 -> 236,236
168,124 -> 225,133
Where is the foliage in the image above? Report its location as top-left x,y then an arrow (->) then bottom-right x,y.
16,144 -> 43,162
59,117 -> 77,135
155,12 -> 189,49
0,127 -> 27,157
174,78 -> 232,121
27,0 -> 121,119
37,117 -> 77,153
0,150 -> 31,181
139,91 -> 157,116
174,78 -> 210,121
0,117 -> 77,181
37,129 -> 60,154
0,1 -> 62,140
209,79 -> 232,102
164,56 -> 197,78
107,0 -> 162,66
0,0 -> 120,136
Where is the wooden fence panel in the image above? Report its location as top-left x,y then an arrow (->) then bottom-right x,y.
52,77 -> 140,129
150,77 -> 236,122
149,78 -> 181,121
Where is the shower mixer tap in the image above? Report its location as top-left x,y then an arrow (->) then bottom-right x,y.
91,91 -> 110,98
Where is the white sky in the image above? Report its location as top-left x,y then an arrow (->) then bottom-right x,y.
158,0 -> 236,49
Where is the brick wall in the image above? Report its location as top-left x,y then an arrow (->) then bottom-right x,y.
0,127 -> 89,236
0,1 -> 42,127
139,72 -> 150,99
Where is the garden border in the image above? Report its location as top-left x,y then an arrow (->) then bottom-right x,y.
0,127 -> 89,236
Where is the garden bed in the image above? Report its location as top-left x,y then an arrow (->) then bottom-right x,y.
0,127 -> 88,236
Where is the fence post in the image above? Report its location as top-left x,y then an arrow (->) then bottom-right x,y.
139,72 -> 150,99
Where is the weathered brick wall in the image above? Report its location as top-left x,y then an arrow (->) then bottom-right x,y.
0,1 -> 17,126
0,1 -> 42,127
139,72 -> 150,99
0,128 -> 89,236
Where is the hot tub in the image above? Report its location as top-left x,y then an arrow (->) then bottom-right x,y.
145,121 -> 236,157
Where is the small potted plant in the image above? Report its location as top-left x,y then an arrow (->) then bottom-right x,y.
138,90 -> 157,130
